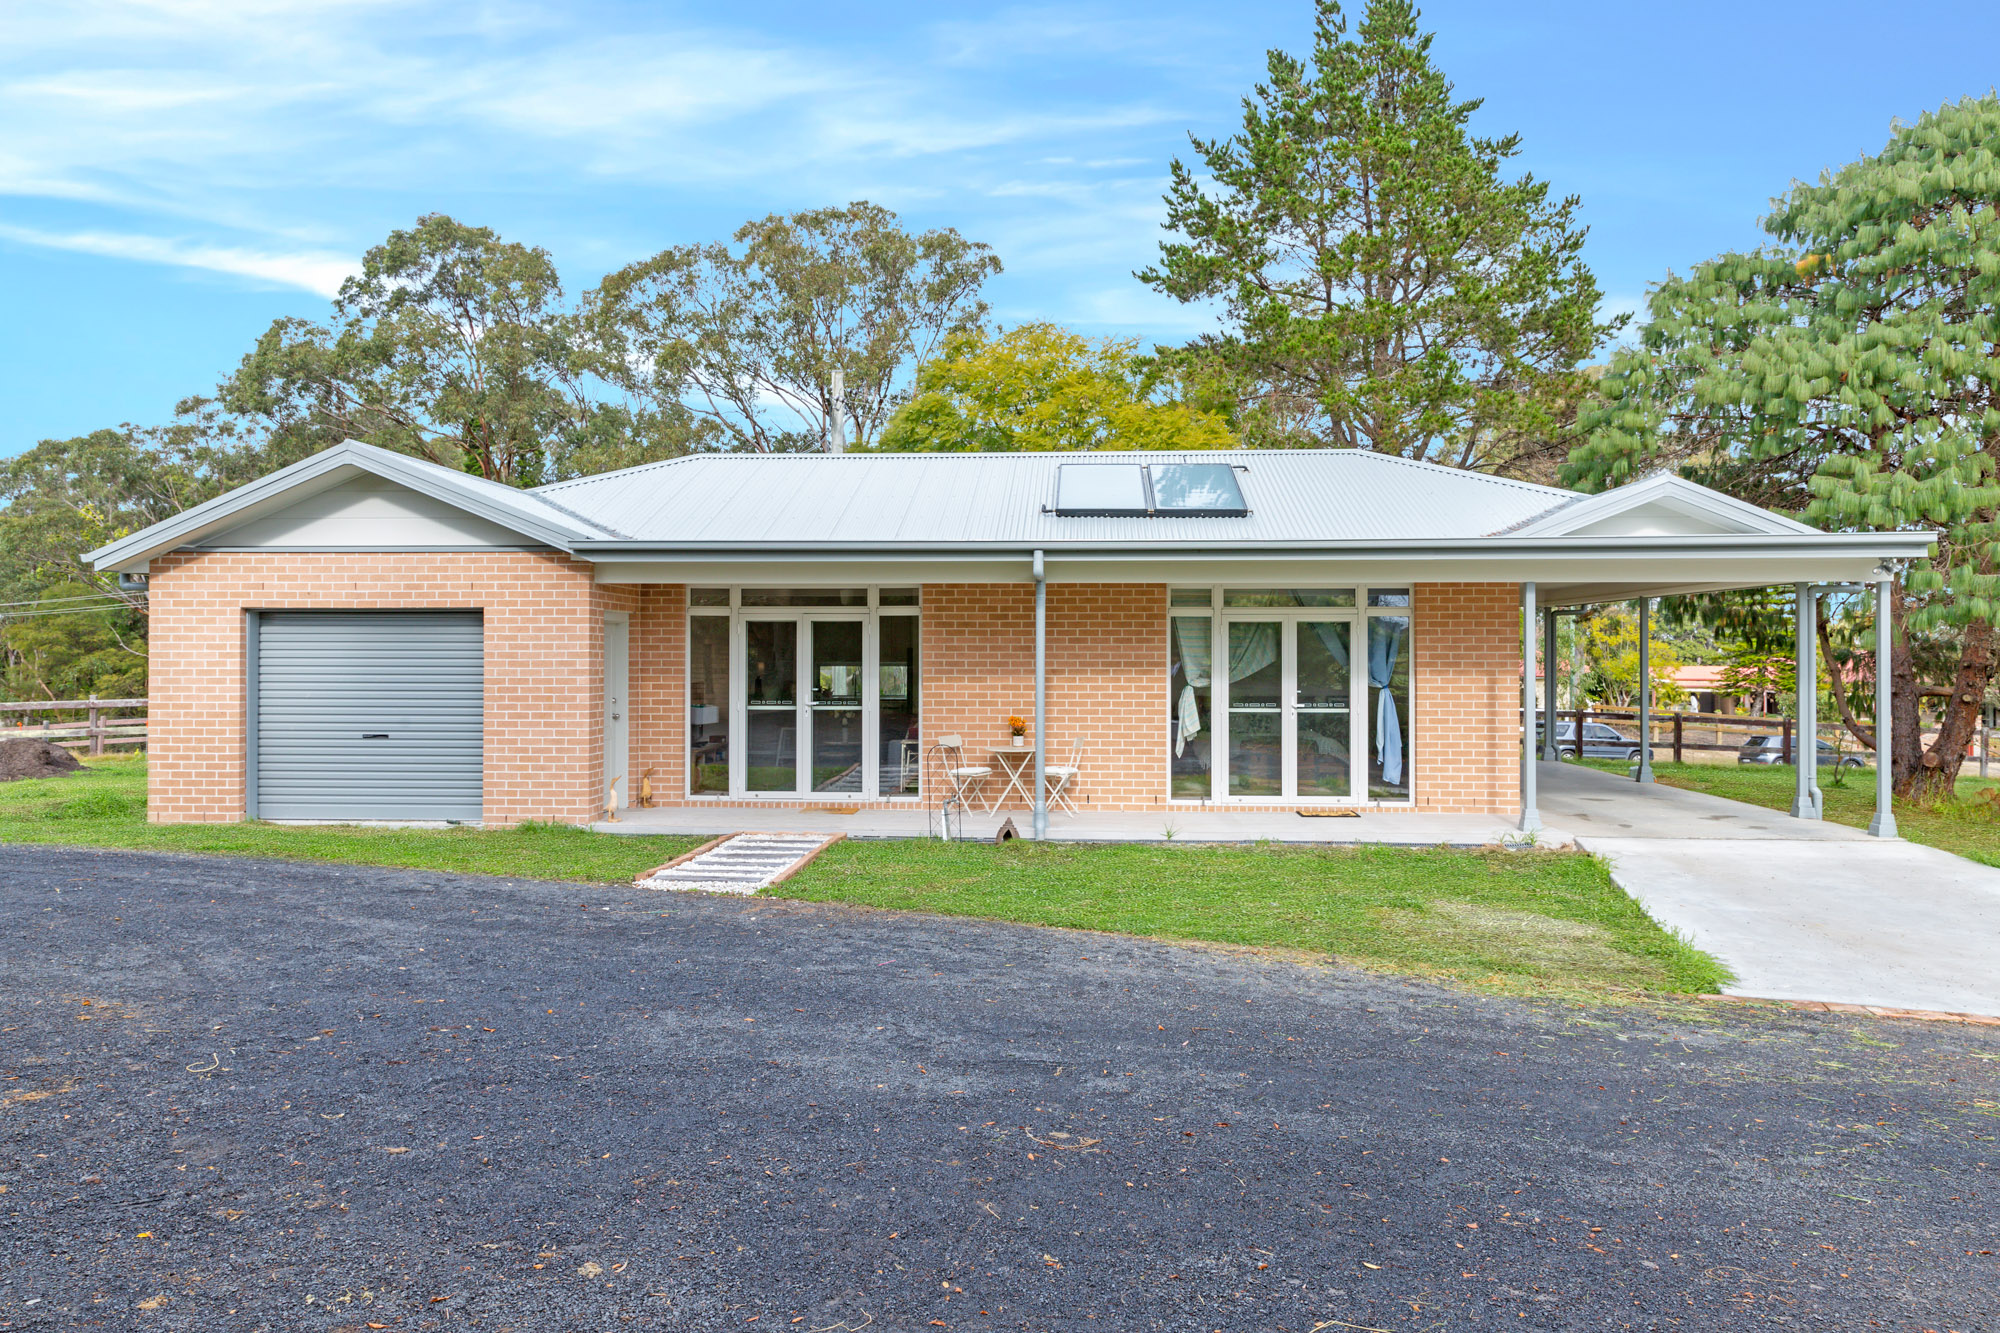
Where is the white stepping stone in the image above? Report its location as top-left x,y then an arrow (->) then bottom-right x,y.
636,833 -> 844,895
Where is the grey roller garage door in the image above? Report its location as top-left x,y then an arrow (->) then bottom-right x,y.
252,611 -> 484,821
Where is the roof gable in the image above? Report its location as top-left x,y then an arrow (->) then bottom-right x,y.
87,440 -> 615,572
1506,474 -> 1816,540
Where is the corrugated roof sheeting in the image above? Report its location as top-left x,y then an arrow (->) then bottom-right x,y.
534,449 -> 1574,546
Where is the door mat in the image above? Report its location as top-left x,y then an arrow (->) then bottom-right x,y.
1297,808 -> 1361,817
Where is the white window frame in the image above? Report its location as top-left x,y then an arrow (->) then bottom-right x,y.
688,587 -> 919,801
1169,586 -> 1415,807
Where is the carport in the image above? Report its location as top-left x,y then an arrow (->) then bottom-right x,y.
1509,474 -> 1932,840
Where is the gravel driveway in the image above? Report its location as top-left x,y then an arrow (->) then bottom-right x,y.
2,845 -> 1996,1331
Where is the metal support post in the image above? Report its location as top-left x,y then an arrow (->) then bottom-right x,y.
1541,609 -> 1560,761
1520,583 -> 1541,832
1868,574 -> 1898,838
1792,583 -> 1821,818
1635,598 -> 1655,783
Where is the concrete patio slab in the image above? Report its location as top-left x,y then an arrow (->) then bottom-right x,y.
1537,759 -> 1866,840
594,803 -> 1546,847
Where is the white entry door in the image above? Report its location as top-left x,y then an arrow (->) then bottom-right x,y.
603,613 -> 629,808
1217,615 -> 1359,800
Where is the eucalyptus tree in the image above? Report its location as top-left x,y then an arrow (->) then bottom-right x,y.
1569,96 -> 2000,799
220,214 -> 674,486
584,202 -> 1001,452
1139,0 -> 1617,471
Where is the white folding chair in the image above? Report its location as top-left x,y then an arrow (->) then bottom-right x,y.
935,735 -> 994,814
1042,738 -> 1083,816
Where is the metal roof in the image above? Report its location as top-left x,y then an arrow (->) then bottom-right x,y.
534,449 -> 1577,547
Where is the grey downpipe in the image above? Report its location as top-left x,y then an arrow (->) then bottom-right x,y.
1033,550 -> 1047,840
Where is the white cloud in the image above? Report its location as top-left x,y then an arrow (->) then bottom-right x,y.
0,223 -> 353,295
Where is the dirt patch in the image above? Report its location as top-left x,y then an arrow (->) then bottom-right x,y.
0,738 -> 81,782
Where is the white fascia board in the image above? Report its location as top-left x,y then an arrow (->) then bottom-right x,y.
1508,474 -> 1817,538
86,440 -> 593,572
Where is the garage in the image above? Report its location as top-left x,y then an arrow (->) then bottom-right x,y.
250,611 -> 485,822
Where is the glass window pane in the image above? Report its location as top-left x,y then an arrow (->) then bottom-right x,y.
878,587 -> 919,606
1170,617 -> 1213,798
879,616 -> 920,795
810,621 -> 863,793
1222,588 -> 1355,608
688,616 -> 729,794
740,587 -> 868,607
689,587 -> 728,607
1366,615 -> 1412,800
1226,621 -> 1281,796
1149,463 -> 1247,513
745,621 -> 798,792
1054,464 -> 1148,514
1296,621 -> 1352,798
1169,587 -> 1212,607
1368,589 -> 1411,607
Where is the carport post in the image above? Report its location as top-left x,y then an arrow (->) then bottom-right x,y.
1635,599 -> 1655,784
1520,582 -> 1542,833
1792,584 -> 1822,819
1541,609 -> 1560,761
1868,574 -> 1898,838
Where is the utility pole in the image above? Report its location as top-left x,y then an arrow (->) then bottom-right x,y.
827,368 -> 848,453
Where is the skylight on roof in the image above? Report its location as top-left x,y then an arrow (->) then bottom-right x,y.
1053,462 -> 1247,517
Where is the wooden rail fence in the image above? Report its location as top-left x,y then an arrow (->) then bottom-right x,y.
0,697 -> 148,755
1541,707 -> 1878,766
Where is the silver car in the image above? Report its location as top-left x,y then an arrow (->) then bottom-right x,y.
1738,734 -> 1866,768
1541,720 -> 1655,762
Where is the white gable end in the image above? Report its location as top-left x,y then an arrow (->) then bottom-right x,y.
190,474 -> 543,550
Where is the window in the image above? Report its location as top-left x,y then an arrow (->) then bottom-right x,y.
1053,463 -> 1249,517
1169,587 -> 1213,608
690,587 -> 728,607
1222,589 -> 1355,608
740,587 -> 868,607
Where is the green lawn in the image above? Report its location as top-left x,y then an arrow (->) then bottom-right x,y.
0,753 -> 704,883
1582,758 -> 2000,867
772,838 -> 1728,994
1,754 -> 1729,996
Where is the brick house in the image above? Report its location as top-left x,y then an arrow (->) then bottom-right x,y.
87,441 -> 1928,832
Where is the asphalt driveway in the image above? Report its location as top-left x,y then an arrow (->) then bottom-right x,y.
2,845 -> 1996,1331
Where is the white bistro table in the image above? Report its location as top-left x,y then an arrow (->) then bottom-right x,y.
988,744 -> 1037,812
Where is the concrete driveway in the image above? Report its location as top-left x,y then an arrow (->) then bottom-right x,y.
1543,762 -> 2000,1015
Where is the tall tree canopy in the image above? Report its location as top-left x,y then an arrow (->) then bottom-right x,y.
585,202 -> 1001,452
220,215 -> 692,486
1140,0 -> 1616,471
874,323 -> 1234,452
1568,95 -> 2000,799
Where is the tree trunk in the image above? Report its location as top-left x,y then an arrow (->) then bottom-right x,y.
1818,614 -> 1876,750
1900,611 -> 1996,804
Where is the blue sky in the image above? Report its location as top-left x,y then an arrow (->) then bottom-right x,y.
4,0 -> 1996,456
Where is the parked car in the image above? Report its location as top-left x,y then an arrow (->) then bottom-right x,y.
1738,734 -> 1866,767
1540,720 -> 1656,762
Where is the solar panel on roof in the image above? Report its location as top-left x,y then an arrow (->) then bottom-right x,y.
1053,462 -> 1249,517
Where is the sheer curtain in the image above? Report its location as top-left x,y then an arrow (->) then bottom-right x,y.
1369,617 -> 1406,787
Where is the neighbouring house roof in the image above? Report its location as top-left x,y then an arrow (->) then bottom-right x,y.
87,440 -> 1937,605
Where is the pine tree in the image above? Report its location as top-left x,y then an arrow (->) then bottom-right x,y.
1568,96 -> 2000,800
1139,0 -> 1617,471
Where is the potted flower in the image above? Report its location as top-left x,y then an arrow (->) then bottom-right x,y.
1006,715 -> 1028,747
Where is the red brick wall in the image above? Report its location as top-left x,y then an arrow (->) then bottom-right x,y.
1412,582 -> 1522,814
918,583 -> 1168,811
143,564 -> 1524,823
145,550 -> 630,825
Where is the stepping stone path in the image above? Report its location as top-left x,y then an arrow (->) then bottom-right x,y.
637,833 -> 842,895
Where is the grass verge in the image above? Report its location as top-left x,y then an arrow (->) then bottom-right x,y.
1583,758 -> 2000,867
3,755 -> 1729,995
0,753 -> 704,883
773,838 -> 1730,994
